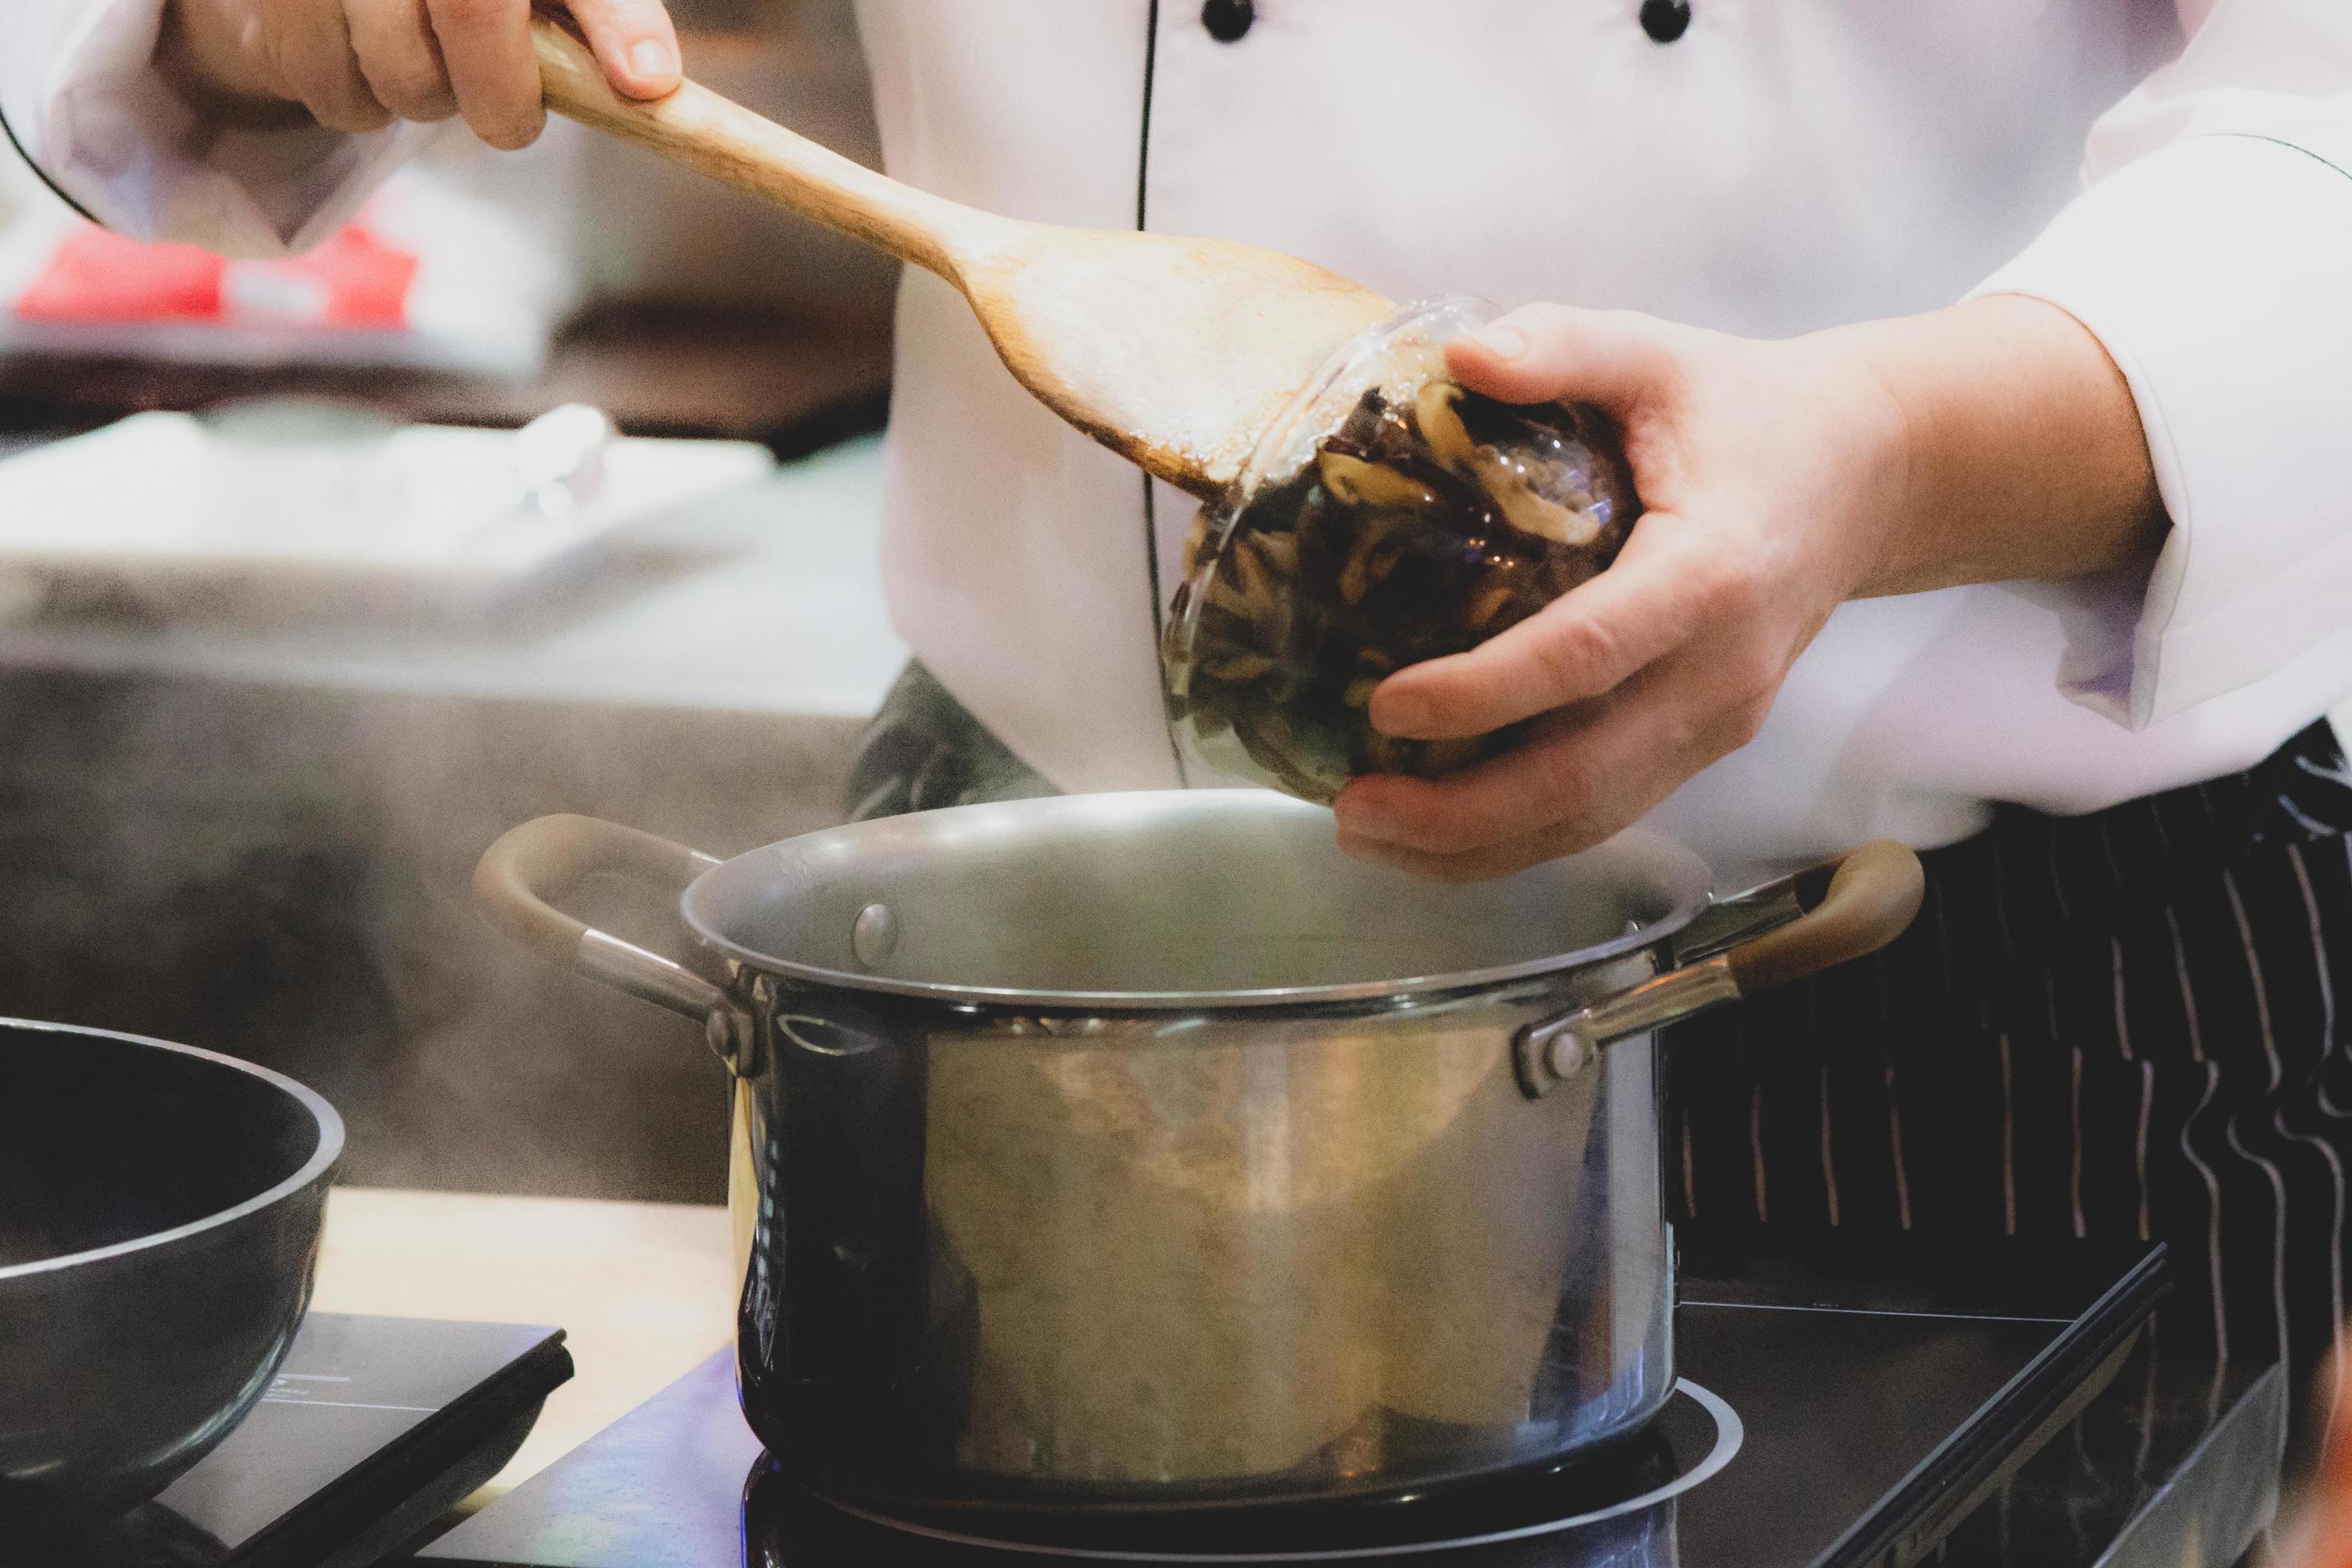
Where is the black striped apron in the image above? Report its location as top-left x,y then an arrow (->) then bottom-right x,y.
1666,719 -> 2352,1423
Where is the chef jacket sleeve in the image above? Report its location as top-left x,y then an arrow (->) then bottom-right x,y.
1970,0 -> 2352,730
0,0 -> 434,258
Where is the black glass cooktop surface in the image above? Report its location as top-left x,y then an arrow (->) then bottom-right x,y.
59,1314 -> 571,1568
414,1244 -> 2270,1568
742,1375 -> 1738,1562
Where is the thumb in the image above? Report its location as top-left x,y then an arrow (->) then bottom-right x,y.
1446,303 -> 1682,414
565,0 -> 682,99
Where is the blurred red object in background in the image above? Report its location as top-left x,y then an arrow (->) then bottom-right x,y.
14,219 -> 417,330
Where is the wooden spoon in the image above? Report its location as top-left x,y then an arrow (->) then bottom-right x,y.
532,16 -> 1394,498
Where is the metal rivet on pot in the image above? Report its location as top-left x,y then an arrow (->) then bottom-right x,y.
851,902 -> 900,967
1546,1033 -> 1594,1082
1514,1011 -> 1601,1098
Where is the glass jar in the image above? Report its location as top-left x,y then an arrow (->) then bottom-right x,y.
1162,298 -> 1641,804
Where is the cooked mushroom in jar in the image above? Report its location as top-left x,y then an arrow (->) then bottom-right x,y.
1165,380 -> 1638,804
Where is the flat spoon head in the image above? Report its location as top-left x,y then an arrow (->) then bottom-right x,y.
533,15 -> 1394,498
958,228 -> 1394,498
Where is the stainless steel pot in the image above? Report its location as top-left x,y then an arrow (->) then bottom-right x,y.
475,791 -> 1920,1514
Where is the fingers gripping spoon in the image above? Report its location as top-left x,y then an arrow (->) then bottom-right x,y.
532,14 -> 1394,498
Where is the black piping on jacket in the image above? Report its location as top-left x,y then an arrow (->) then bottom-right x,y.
0,97 -> 100,225
1135,0 -> 1190,784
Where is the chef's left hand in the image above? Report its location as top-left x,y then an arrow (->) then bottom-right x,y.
2281,1348 -> 2352,1565
1333,295 -> 2167,880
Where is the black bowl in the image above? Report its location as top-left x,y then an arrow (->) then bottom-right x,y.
0,1018 -> 342,1545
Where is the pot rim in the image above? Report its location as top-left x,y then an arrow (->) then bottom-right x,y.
677,790 -> 1716,1014
0,1017 -> 345,1282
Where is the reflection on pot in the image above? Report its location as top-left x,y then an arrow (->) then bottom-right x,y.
732,986 -> 1674,1510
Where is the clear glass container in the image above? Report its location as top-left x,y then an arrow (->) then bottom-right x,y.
1163,298 -> 1640,803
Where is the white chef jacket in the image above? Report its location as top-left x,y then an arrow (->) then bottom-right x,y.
8,0 -> 2352,874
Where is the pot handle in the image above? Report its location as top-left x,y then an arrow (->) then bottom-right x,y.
1515,839 -> 1923,1097
474,814 -> 755,1071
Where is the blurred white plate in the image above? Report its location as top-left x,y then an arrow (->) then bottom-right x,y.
0,404 -> 773,614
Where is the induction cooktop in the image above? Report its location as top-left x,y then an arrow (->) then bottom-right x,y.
58,1314 -> 572,1568
411,1242 -> 2282,1568
36,1242 -> 2283,1568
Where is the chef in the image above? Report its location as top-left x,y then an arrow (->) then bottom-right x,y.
14,0 -> 2352,1421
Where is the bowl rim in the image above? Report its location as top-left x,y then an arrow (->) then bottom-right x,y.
0,1017 -> 345,1282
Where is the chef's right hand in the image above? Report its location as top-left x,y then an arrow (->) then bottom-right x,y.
159,0 -> 682,147
2290,1354 -> 2352,1564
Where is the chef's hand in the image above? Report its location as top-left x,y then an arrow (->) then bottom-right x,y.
158,0 -> 681,146
2284,1350 -> 2352,1565
1333,295 -> 2167,881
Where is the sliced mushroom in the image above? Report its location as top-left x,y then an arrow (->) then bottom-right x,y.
1209,534 -> 1282,621
1465,579 -> 1521,631
1319,451 -> 1442,512
1235,708 -> 1332,802
1165,377 -> 1635,804
1206,652 -> 1279,682
1229,532 -> 1276,605
1473,450 -> 1601,547
1414,382 -> 1479,474
1252,529 -> 1301,576
1338,523 -> 1408,606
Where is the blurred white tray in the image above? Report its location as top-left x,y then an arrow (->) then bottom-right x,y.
0,405 -> 773,614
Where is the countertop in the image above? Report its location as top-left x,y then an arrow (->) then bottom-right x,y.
0,429 -> 906,720
308,1186 -> 738,1498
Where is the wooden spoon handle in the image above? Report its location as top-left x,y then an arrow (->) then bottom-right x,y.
530,13 -> 987,278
